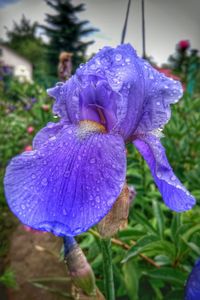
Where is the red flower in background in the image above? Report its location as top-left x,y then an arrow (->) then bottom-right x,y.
178,40 -> 190,51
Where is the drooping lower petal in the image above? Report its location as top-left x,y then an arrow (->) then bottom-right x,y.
33,121 -> 65,149
133,134 -> 195,212
4,123 -> 126,236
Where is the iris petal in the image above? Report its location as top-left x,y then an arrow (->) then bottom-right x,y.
185,259 -> 200,300
133,134 -> 195,212
33,121 -> 65,149
4,124 -> 126,236
135,60 -> 183,134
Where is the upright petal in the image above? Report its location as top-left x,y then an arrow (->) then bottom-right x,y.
135,60 -> 183,134
133,134 -> 195,212
47,44 -> 183,140
76,44 -> 145,139
47,78 -> 80,123
4,124 -> 126,236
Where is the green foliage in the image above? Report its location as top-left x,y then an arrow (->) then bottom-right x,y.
41,0 -> 98,76
0,269 -> 17,289
0,49 -> 199,299
0,75 -> 53,205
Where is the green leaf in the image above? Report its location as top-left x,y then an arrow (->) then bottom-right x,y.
133,211 -> 157,234
123,260 -> 139,300
123,232 -> 176,263
122,235 -> 159,263
0,269 -> 18,289
171,213 -> 181,242
118,227 -> 146,241
181,239 -> 200,256
182,224 -> 200,241
152,200 -> 165,239
142,267 -> 187,285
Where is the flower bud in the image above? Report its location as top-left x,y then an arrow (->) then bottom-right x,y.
64,242 -> 96,296
41,104 -> 50,112
27,126 -> 35,134
24,145 -> 32,152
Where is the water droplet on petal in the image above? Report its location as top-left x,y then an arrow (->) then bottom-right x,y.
64,171 -> 70,178
176,184 -> 182,189
31,173 -> 36,179
56,82 -> 64,87
185,203 -> 192,210
49,136 -> 56,141
95,196 -> 100,203
41,178 -> 48,186
125,57 -> 131,63
67,128 -> 72,134
90,158 -> 96,164
21,204 -> 25,210
157,172 -> 162,178
115,53 -> 122,61
90,64 -> 96,70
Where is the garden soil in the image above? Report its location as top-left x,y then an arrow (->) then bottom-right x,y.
6,222 -> 71,300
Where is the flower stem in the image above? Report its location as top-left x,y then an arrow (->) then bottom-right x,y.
100,238 -> 115,300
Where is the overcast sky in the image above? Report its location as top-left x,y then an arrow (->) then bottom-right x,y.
0,0 -> 200,65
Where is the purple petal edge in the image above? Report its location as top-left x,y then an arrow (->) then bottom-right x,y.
133,134 -> 196,212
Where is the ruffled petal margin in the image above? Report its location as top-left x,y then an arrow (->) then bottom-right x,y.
4,124 -> 126,236
133,134 -> 195,212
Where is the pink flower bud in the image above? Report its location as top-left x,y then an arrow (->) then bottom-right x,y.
27,126 -> 35,134
24,145 -> 32,151
41,104 -> 50,112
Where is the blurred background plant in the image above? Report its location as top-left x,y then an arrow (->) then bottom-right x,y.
0,0 -> 200,299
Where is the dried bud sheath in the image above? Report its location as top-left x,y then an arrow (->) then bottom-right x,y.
97,184 -> 130,237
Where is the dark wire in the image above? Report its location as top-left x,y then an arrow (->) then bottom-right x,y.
121,0 -> 131,44
141,0 -> 146,58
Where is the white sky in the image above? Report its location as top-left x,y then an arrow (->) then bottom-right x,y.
0,0 -> 200,65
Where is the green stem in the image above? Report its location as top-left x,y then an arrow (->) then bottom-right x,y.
100,238 -> 115,300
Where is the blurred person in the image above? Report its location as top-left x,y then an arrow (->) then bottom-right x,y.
58,51 -> 73,81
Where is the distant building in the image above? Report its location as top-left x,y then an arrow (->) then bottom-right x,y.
0,44 -> 32,81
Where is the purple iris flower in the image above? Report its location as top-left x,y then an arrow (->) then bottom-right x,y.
185,259 -> 200,300
4,44 -> 195,236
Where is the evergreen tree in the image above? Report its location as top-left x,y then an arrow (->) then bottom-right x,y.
41,0 -> 98,77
